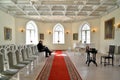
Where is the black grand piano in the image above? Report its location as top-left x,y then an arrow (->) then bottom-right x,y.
86,48 -> 98,66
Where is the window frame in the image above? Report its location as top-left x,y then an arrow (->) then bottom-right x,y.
53,23 -> 64,44
80,23 -> 91,44
26,21 -> 38,45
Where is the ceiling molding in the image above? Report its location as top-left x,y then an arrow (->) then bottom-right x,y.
0,0 -> 119,22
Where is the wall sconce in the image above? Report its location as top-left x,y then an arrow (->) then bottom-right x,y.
48,31 -> 51,34
66,31 -> 69,34
117,24 -> 120,28
20,28 -> 25,32
91,28 -> 96,32
114,23 -> 120,29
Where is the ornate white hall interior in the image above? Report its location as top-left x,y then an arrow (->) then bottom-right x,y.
0,0 -> 120,80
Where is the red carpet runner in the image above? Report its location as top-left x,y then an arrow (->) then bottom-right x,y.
48,50 -> 70,80
36,50 -> 82,80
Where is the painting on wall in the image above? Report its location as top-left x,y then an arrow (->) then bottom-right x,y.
4,27 -> 12,40
73,33 -> 78,40
39,33 -> 44,40
104,18 -> 115,39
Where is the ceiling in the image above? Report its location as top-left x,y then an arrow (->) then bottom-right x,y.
0,0 -> 120,22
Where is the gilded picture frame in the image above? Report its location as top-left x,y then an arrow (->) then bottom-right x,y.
73,33 -> 78,40
104,18 -> 115,39
4,27 -> 12,40
39,33 -> 44,40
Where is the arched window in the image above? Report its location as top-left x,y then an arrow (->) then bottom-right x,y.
26,21 -> 38,44
81,23 -> 90,43
53,23 -> 64,44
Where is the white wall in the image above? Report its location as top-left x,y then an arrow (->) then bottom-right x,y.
1,7 -> 120,51
0,10 -> 15,45
15,17 -> 100,50
15,18 -> 30,45
72,18 -> 100,50
15,18 -> 73,50
100,8 -> 120,54
37,22 -> 73,50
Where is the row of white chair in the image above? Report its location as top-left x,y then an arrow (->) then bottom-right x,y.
0,44 -> 45,80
